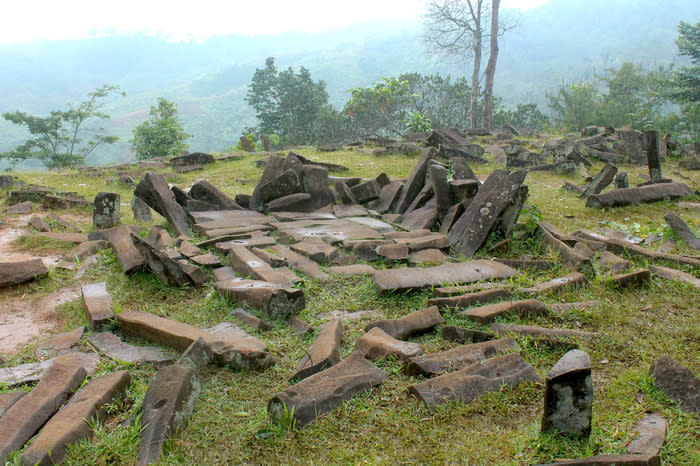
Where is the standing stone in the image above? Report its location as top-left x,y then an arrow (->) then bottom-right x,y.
581,163 -> 617,198
620,127 -> 646,164
131,196 -> 153,222
541,349 -> 593,438
134,172 -> 190,236
365,306 -> 444,339
644,130 -> 663,183
394,148 -> 435,214
93,192 -> 120,229
615,171 -> 629,189
430,163 -> 451,218
189,179 -> 242,211
261,134 -> 273,152
302,166 -> 334,211
81,282 -> 116,330
239,135 -> 255,152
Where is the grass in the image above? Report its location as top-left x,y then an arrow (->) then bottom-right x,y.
0,142 -> 698,465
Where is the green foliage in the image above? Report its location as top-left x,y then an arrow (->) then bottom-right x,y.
246,57 -> 329,145
546,81 -> 599,131
236,133 -> 257,151
345,77 -> 412,138
400,73 -> 472,129
130,98 -> 190,160
404,111 -> 432,132
493,103 -> 550,130
1,84 -> 123,169
671,19 -> 700,103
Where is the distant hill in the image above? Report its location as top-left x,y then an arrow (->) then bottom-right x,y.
1,0 -> 699,168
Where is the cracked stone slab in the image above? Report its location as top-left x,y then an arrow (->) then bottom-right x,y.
87,331 -> 173,366
291,319 -> 344,381
81,282 -> 116,330
354,327 -> 423,361
627,413 -> 667,456
365,306 -> 445,339
214,277 -> 305,320
461,299 -> 548,324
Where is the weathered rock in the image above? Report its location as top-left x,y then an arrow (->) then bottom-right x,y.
598,250 -> 630,274
204,322 -> 267,352
302,165 -> 335,210
519,272 -> 588,296
265,193 -> 313,212
428,288 -> 513,311
395,148 -> 435,214
408,353 -> 541,413
611,269 -> 650,288
550,301 -> 600,312
36,327 -> 85,358
229,245 -> 291,286
290,237 -> 339,264
440,326 -> 495,344
251,247 -> 288,268
292,319 -> 344,381
213,235 -> 277,252
333,204 -> 368,218
34,231 -> 87,244
30,215 -> 51,232
81,282 -> 115,330
178,338 -> 214,373
350,180 -> 380,203
536,454 -> 660,466
649,265 -> 700,288
215,278 -> 305,320
131,233 -> 206,287
6,201 -> 32,214
93,225 -> 145,273
65,239 -> 108,262
427,129 -> 469,148
581,163 -> 617,198
0,258 -> 49,288
138,364 -> 199,465
586,182 -> 693,208
189,179 -> 242,210
665,213 -> 700,251
20,370 -> 131,466
335,180 -> 358,204
268,351 -> 388,429
117,311 -> 275,371
462,299 -> 548,324
0,392 -> 26,419
327,264 -> 377,276
627,413 -> 667,456
370,181 -> 403,214
373,260 -> 517,295
268,245 -> 329,281
259,169 -> 303,204
365,306 -> 445,339
401,202 -> 439,231
405,337 -> 520,377
93,192 -> 120,229
355,327 -> 423,361
541,349 -> 593,438
604,237 -> 700,268
538,225 -> 593,273
439,144 -> 489,164
276,219 -> 383,245
231,308 -> 273,331
492,323 -> 596,347
376,243 -> 410,261
287,315 -> 314,334
409,248 -> 449,265
87,332 -> 173,366
620,127 -> 646,164
170,152 -> 215,166
649,355 -> 699,414
448,169 -> 528,257
134,172 -> 190,236
0,354 -> 88,463
615,170 -> 630,189
644,130 -> 664,183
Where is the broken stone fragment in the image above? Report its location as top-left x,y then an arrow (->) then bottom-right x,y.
365,306 -> 445,339
20,370 -> 131,466
404,337 -> 520,377
0,258 -> 49,288
134,172 -> 190,236
214,278 -> 305,321
93,225 -> 145,273
30,215 -> 51,232
327,264 -> 377,277
268,351 -> 388,429
586,182 -> 693,208
36,327 -> 85,358
375,243 -> 409,261
541,349 -> 593,438
354,327 -> 423,361
0,354 -> 88,463
290,236 -> 339,264
268,245 -> 329,281
519,272 -> 588,296
66,239 -> 108,263
229,244 -> 291,286
649,265 -> 700,288
93,191 -> 120,229
408,353 -> 541,413
627,413 -> 667,456
177,338 -> 213,374
131,233 -> 207,288
440,326 -> 495,344
536,453 -> 660,466
610,269 -> 650,288
428,288 -> 513,311
492,323 -> 596,346
81,282 -> 116,330
231,308 -> 273,331
87,332 -> 173,366
287,315 -> 313,335
189,179 -> 241,210
291,319 -> 344,381
664,213 -> 700,251
598,250 -> 630,274
649,355 -> 699,414
461,299 -> 548,324
204,322 -> 267,352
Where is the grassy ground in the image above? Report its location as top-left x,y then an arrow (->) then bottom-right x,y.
1,140 -> 698,465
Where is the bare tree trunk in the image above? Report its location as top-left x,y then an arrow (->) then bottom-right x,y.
482,0 -> 500,130
470,28 -> 482,129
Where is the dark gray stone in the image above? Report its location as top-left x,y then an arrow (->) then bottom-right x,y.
581,163 -> 617,198
170,152 -> 215,166
365,306 -> 445,339
430,163 -> 451,217
214,278 -> 305,320
302,165 -> 334,211
131,196 -> 153,222
189,179 -> 242,210
94,225 -> 145,273
131,233 -> 207,288
644,130 -> 663,183
87,332 -> 173,366
440,326 -> 495,344
462,299 -> 548,324
394,148 -> 435,214
354,327 -> 423,361
0,258 -> 49,288
428,288 -> 513,310
134,172 -> 190,236
350,180 -> 380,203
650,355 -> 699,414
620,127 -> 646,164
265,193 -> 313,212
335,180 -> 358,204
259,169 -> 303,204
665,213 -> 700,251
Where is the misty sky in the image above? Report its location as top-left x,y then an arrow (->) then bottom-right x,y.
2,0 -> 550,44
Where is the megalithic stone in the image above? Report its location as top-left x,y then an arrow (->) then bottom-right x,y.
134,172 -> 190,236
644,130 -> 662,183
354,327 -> 423,361
541,349 -> 593,438
20,370 -> 131,466
81,282 -> 116,330
250,156 -> 284,211
268,351 -> 388,429
580,162 -> 617,198
586,182 -> 693,208
189,179 -> 242,210
93,192 -> 120,229
365,306 -> 445,339
291,319 -> 344,381
664,213 -> 700,251
430,163 -> 451,218
394,148 -> 435,214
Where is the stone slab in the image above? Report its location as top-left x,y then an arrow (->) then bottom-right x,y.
0,392 -> 26,419
36,327 -> 85,358
268,245 -> 329,281
204,322 -> 267,352
327,264 -> 377,277
0,258 -> 49,288
649,265 -> 700,288
134,172 -> 190,236
87,332 -> 173,366
229,244 -> 291,286
441,326 -> 495,344
519,272 -> 588,296
81,282 -> 116,330
461,299 -> 548,324
649,355 -> 699,414
214,277 -> 305,320
231,308 -> 273,331
586,182 -> 693,208
428,288 -> 513,311
354,327 -> 423,361
94,225 -> 145,273
292,319 -> 344,381
190,210 -> 271,232
290,237 -> 339,264
365,306 -> 445,339
627,413 -> 667,456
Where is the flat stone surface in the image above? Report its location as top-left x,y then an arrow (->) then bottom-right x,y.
117,311 -> 274,371
627,413 -> 667,456
6,201 -> 32,214
276,219 -> 384,244
21,370 -> 131,466
29,216 -> 50,232
355,327 -> 423,361
191,210 -> 271,232
410,248 -> 449,265
231,308 -> 273,331
649,355 -> 699,414
492,323 -> 596,342
292,319 -> 344,381
131,233 -> 207,288
404,337 -> 520,377
611,269 -> 651,288
394,148 -> 434,214
586,182 -> 693,208
649,265 -> 700,288
251,247 -> 288,268
94,225 -> 145,273
81,282 -> 116,330
139,364 -> 199,466
344,216 -> 396,236
428,288 -> 513,310
371,181 -> 403,214
36,326 -> 85,358
604,237 -> 700,268
229,244 -> 291,286
65,240 -> 108,263
190,253 -> 221,267
214,235 -> 277,252
0,258 -> 49,288
536,454 -> 660,466
461,299 -> 548,324
204,322 -> 268,352
376,243 -> 409,261
519,272 -> 588,296
441,326 -> 495,344
0,392 -> 26,418
290,237 -> 339,264
365,306 -> 445,339
0,353 -> 88,463
333,204 -> 368,218
189,179 -> 241,210
373,260 -> 517,295
87,331 -> 174,366
408,353 -> 541,413
268,245 -> 329,281
268,351 -> 388,429
326,264 -> 377,276
134,172 -> 190,236
542,350 -> 593,438
214,277 -> 305,320
599,250 -> 630,274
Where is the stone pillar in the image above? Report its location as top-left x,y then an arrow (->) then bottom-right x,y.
541,349 -> 593,438
93,192 -> 120,230
261,134 -> 273,152
644,130 -> 662,183
614,171 -> 629,189
131,196 -> 153,222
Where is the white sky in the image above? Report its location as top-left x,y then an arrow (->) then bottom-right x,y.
1,0 -> 550,44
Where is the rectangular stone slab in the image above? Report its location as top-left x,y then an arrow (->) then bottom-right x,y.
372,260 -> 517,295
214,277 -> 305,320
268,245 -> 329,281
87,332 -> 173,366
365,306 -> 445,339
117,311 -> 274,371
276,219 -> 384,244
190,210 -> 271,232
586,182 -> 693,208
649,265 -> 700,288
20,371 -> 131,466
461,299 -> 548,324
229,245 -> 291,286
134,172 -> 190,236
428,288 -> 513,310
0,258 -> 49,288
536,454 -> 660,466
291,319 -> 344,381
408,353 -> 541,413
604,238 -> 700,268
0,354 -> 88,463
0,392 -> 26,419
519,272 -> 588,296
81,282 -> 116,330
268,351 -> 388,429
94,225 -> 145,273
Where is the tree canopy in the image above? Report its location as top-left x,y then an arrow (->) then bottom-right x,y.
130,98 -> 190,160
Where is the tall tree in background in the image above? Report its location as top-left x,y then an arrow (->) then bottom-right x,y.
672,19 -> 700,103
423,0 -> 509,129
1,84 -> 123,169
130,98 -> 190,160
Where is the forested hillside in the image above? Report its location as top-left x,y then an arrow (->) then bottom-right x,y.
1,0 -> 699,167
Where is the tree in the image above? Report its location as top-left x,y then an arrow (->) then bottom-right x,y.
344,77 -> 413,138
423,0 -> 510,129
672,19 -> 700,103
546,82 -> 598,131
401,72 -> 471,129
246,57 -> 329,145
2,84 -> 123,169
130,98 -> 190,160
